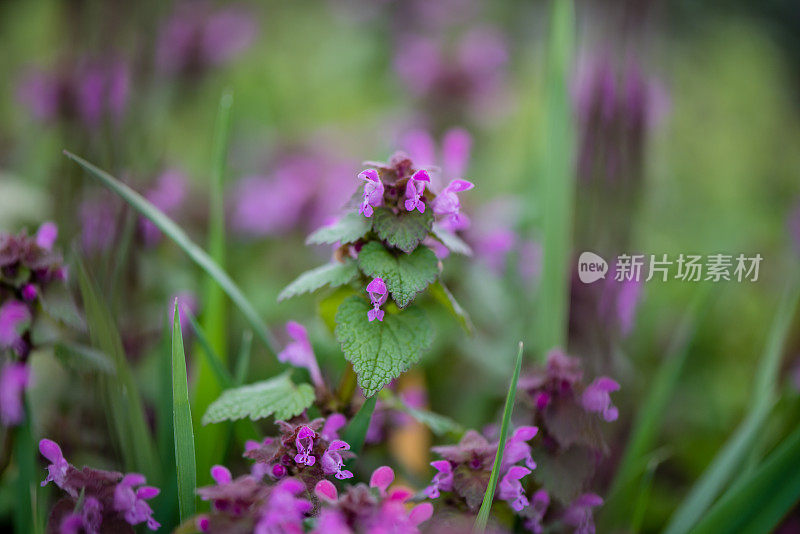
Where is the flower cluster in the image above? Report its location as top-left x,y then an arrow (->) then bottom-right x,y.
38,439 -> 160,532
1,223 -> 65,426
243,415 -> 353,489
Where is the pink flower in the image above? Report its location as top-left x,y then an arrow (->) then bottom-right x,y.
321,413 -> 347,441
210,465 -> 232,485
424,460 -> 453,498
359,169 -> 384,217
563,493 -> 603,534
525,490 -> 550,534
255,478 -> 312,534
502,426 -> 538,471
366,278 -> 388,322
294,426 -> 316,466
0,300 -> 31,354
140,169 -> 188,246
113,473 -> 161,530
35,221 -> 58,250
581,377 -> 620,422
404,170 -> 430,213
432,179 -> 474,230
369,465 -> 395,496
0,362 -> 30,426
39,439 -> 70,493
321,440 -> 353,480
278,322 -> 323,388
498,466 -> 531,512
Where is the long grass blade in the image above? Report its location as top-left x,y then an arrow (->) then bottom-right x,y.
474,342 -> 524,533
76,255 -> 158,480
172,301 -> 197,521
691,422 -> 800,534
533,0 -> 575,358
664,277 -> 800,534
63,150 -> 280,356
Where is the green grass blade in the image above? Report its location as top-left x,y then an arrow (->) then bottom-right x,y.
665,278 -> 800,534
474,342 -> 524,533
154,315 -> 178,530
184,306 -> 233,389
234,331 -> 253,386
76,255 -> 158,480
63,150 -> 280,356
13,406 -> 35,534
341,396 -> 378,456
533,0 -> 575,358
601,290 -> 710,526
692,422 -> 800,534
172,301 -> 197,521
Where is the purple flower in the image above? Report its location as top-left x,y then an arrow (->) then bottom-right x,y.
581,377 -> 620,422
293,426 -> 316,466
366,277 -> 388,322
359,169 -> 384,217
35,222 -> 58,250
21,284 -> 38,302
113,473 -> 161,530
321,413 -> 347,441
211,465 -> 233,485
502,426 -> 538,471
432,179 -> 474,230
424,460 -> 453,498
0,300 -> 31,354
39,439 -> 70,493
404,170 -> 430,213
140,169 -> 188,246
0,362 -> 30,426
563,493 -> 603,534
59,496 -> 102,534
525,490 -> 550,534
255,478 -> 311,534
314,479 -> 338,502
278,322 -> 324,388
498,465 -> 531,512
400,127 -> 472,190
369,465 -> 395,496
321,440 -> 353,480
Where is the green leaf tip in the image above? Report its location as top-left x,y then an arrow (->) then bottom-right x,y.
334,296 -> 434,397
202,373 -> 315,425
278,260 -> 359,302
172,300 -> 197,521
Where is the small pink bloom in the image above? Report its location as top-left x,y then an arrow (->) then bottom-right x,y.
278,322 -> 324,388
404,170 -> 430,213
408,502 -> 434,526
498,466 -> 531,512
315,479 -> 339,502
294,426 -> 316,466
424,460 -> 453,498
321,440 -> 353,480
432,178 -> 474,229
0,300 -> 30,353
366,277 -> 388,322
35,221 -> 58,250
582,377 -> 620,422
0,362 -> 30,426
358,169 -> 384,217
39,439 -> 70,492
369,466 -> 395,496
210,465 -> 232,485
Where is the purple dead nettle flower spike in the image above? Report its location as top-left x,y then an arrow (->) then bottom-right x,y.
424,460 -> 453,498
404,169 -> 430,213
582,376 -> 620,422
366,277 -> 388,322
0,362 -> 30,426
113,473 -> 161,530
563,493 -> 603,534
498,465 -> 531,512
0,300 -> 30,355
278,321 -> 324,388
359,168 -> 384,217
321,440 -> 354,480
294,425 -> 317,466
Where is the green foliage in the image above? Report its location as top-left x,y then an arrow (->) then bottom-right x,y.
371,207 -> 433,253
306,211 -> 372,245
334,296 -> 433,397
64,151 -> 280,356
202,373 -> 315,424
429,281 -> 474,334
341,395 -> 378,456
431,222 -> 473,256
474,342 -> 524,532
278,260 -> 359,302
53,342 -> 114,375
357,241 -> 438,308
383,391 -> 464,437
171,303 -> 197,521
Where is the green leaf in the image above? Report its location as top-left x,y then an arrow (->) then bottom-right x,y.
429,281 -> 474,334
431,222 -> 473,256
341,395 -> 378,456
202,373 -> 315,425
306,212 -> 372,245
278,261 -> 359,302
371,206 -> 433,253
76,256 -> 159,480
692,423 -> 800,534
172,302 -> 197,521
664,277 -> 800,534
53,342 -> 114,375
384,392 -> 464,436
474,342 -> 524,533
534,0 -> 576,359
334,296 -> 434,397
357,241 -> 438,308
63,150 -> 279,356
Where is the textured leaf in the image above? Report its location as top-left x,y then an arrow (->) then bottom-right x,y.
357,241 -> 438,308
306,212 -> 372,245
431,222 -> 473,256
334,296 -> 433,397
278,261 -> 358,302
202,373 -> 315,424
372,207 -> 433,253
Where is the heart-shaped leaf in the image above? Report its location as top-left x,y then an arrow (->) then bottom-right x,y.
372,207 -> 433,253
